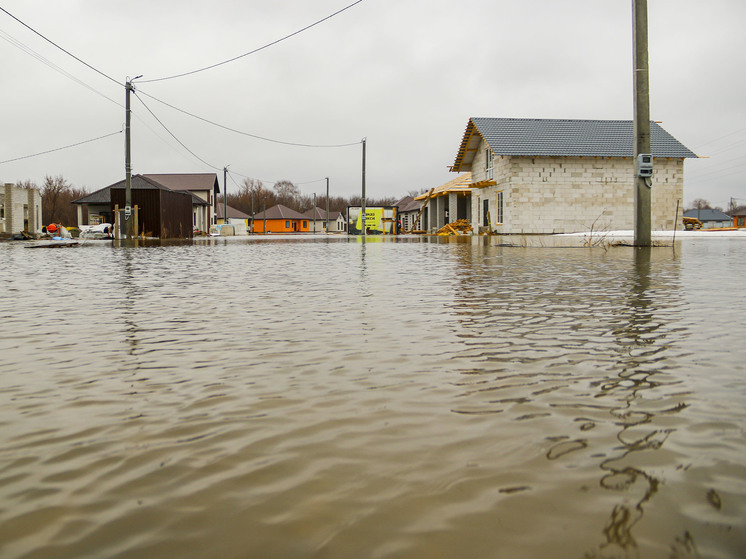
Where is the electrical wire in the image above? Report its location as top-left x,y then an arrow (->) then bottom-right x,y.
133,91 -> 222,171
0,130 -> 122,164
138,0 -> 363,83
0,27 -> 123,107
137,89 -> 361,148
0,6 -> 121,87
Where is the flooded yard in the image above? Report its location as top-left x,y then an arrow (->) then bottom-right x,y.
1,235 -> 744,558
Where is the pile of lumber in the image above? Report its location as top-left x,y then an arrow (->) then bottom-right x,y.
436,219 -> 472,236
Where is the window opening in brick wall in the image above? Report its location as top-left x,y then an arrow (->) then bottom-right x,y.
483,198 -> 490,227
486,149 -> 494,180
496,191 -> 504,224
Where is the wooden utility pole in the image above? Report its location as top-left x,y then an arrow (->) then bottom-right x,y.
325,177 -> 330,234
633,0 -> 652,246
361,138 -> 366,236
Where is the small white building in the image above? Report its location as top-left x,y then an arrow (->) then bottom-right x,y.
1,183 -> 42,235
302,207 -> 346,233
450,118 -> 697,234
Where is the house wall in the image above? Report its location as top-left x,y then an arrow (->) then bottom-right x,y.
252,218 -> 309,233
468,138 -> 685,234
1,183 -> 42,234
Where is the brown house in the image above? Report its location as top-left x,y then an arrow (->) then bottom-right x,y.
74,175 -> 205,238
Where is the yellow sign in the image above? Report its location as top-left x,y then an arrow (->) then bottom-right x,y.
349,206 -> 397,234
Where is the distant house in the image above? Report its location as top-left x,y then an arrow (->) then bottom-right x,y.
394,195 -> 423,232
143,174 -> 220,233
683,208 -> 732,229
330,210 -> 346,233
214,204 -> 252,235
303,207 -> 330,233
732,210 -> 746,228
72,175 -> 206,238
1,183 -> 42,235
450,118 -> 697,234
413,173 -> 472,232
215,204 -> 252,225
252,204 -> 309,233
73,173 -> 218,234
301,207 -> 345,233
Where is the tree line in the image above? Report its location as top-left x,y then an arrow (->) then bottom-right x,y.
12,175 -> 400,227
686,198 -> 746,215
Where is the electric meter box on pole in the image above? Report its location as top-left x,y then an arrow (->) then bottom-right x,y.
636,154 -> 653,178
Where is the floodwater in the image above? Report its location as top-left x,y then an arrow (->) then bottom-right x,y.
1,235 -> 744,559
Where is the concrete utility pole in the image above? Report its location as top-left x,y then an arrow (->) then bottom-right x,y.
633,0 -> 652,246
223,166 -> 229,228
125,80 -> 133,240
361,138 -> 367,236
124,76 -> 141,240
325,177 -> 330,234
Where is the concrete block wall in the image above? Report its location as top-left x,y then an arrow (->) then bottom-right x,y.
468,137 -> 685,234
1,183 -> 43,234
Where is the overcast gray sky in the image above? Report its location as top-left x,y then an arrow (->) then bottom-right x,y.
1,0 -> 744,208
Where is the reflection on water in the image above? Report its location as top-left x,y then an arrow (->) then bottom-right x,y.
1,237 -> 744,559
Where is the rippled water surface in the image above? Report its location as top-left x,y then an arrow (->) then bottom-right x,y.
1,236 -> 745,559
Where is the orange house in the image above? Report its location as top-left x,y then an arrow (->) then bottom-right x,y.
251,204 -> 309,233
733,210 -> 746,229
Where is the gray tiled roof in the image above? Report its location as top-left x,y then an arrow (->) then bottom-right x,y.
683,209 -> 732,221
471,118 -> 697,158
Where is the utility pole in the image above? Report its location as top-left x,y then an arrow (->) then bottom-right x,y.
325,177 -> 330,234
124,76 -> 141,240
313,192 -> 317,232
633,0 -> 652,246
361,138 -> 366,236
223,166 -> 229,228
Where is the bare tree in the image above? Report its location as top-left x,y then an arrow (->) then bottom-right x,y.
273,180 -> 300,208
688,198 -> 711,211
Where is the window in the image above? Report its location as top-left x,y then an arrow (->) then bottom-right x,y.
496,191 -> 504,224
738,217 -> 745,227
483,199 -> 490,227
303,221 -> 308,228
285,220 -> 290,228
485,149 -> 494,180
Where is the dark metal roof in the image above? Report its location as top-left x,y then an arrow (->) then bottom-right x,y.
452,117 -> 697,171
143,173 -> 220,194
73,175 -> 207,206
683,209 -> 732,221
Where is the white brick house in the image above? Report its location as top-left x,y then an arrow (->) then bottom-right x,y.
450,118 -> 697,234
1,183 -> 42,235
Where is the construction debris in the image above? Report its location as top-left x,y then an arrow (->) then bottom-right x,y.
436,219 -> 472,236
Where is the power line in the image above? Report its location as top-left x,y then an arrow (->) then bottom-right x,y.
0,6 -> 121,87
0,130 -> 122,164
139,0 -> 364,83
133,91 -> 221,171
137,89 -> 361,148
0,27 -> 122,107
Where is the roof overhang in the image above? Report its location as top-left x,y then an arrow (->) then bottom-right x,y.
470,179 -> 497,189
450,119 -> 482,172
